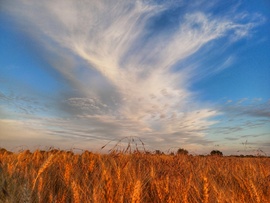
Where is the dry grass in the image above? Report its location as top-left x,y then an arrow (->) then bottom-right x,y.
0,148 -> 269,203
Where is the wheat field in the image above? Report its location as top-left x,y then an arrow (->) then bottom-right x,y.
0,148 -> 269,203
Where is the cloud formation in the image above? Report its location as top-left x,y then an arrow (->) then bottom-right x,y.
219,100 -> 270,121
1,0 -> 266,151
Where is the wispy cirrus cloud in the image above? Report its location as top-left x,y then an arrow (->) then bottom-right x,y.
1,0 -> 265,150
220,99 -> 270,119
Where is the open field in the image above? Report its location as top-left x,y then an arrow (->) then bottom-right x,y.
0,148 -> 269,203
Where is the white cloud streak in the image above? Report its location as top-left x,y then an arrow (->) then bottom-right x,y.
1,0 -> 263,150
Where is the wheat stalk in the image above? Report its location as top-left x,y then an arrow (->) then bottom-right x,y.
102,169 -> 113,203
117,167 -> 121,180
212,183 -> 223,203
249,180 -> 260,203
21,183 -> 31,203
203,177 -> 209,203
131,180 -> 141,203
56,194 -> 66,203
165,175 -> 170,195
183,174 -> 192,203
89,160 -> 95,173
64,164 -> 72,185
155,180 -> 164,201
72,181 -> 80,203
32,155 -> 54,190
92,187 -> 98,203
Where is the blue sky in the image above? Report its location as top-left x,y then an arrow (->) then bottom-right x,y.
0,0 -> 269,155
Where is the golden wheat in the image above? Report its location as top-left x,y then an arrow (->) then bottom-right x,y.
0,149 -> 269,202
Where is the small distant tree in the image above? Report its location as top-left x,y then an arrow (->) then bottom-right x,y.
210,150 -> 223,156
145,151 -> 151,155
177,148 -> 189,155
155,150 -> 163,155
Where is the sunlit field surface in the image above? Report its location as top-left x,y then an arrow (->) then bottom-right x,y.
0,148 -> 269,203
